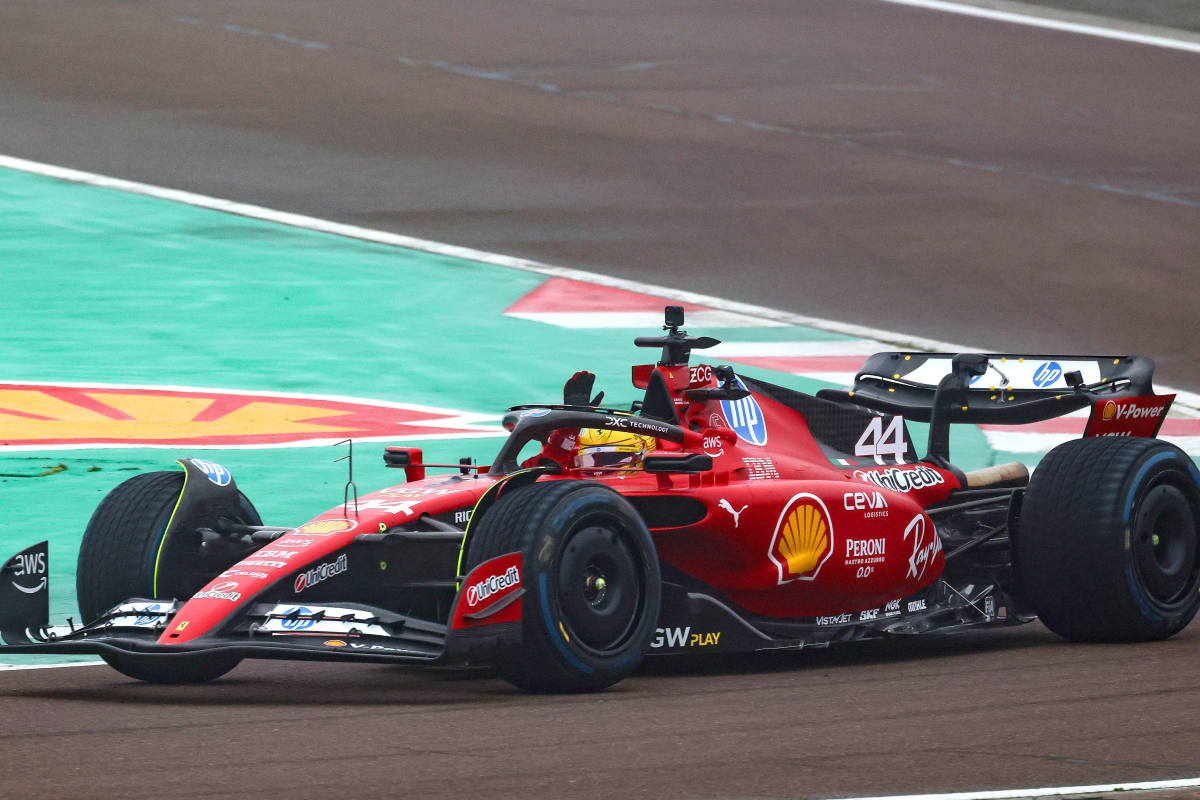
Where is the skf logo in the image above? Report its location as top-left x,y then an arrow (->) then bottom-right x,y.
295,519 -> 356,536
769,494 -> 834,585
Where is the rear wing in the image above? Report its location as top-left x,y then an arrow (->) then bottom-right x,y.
817,353 -> 1166,467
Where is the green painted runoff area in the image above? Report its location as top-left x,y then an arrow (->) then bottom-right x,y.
0,166 -> 1004,663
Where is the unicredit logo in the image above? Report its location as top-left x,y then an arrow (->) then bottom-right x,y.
294,554 -> 348,593
466,566 -> 520,607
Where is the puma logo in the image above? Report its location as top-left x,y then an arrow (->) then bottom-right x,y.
719,499 -> 748,527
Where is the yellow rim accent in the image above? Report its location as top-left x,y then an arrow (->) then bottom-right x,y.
152,461 -> 190,598
455,468 -> 538,578
559,621 -> 570,642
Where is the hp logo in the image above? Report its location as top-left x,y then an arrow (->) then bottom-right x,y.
1032,361 -> 1062,388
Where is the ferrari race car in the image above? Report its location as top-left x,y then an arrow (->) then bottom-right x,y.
2,307 -> 1197,692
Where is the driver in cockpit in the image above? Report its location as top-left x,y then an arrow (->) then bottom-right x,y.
520,371 -> 656,474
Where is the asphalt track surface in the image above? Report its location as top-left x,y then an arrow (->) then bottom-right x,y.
2,626 -> 1200,800
1,0 -> 1198,388
2,2 -> 1200,798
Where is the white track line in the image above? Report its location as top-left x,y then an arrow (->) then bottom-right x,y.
0,154 -> 970,352
2,152 -> 1199,417
875,0 -> 1200,54
0,661 -> 103,671
836,776 -> 1200,800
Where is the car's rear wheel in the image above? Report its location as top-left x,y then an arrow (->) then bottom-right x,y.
465,479 -> 661,693
77,469 -> 260,683
1017,437 -> 1200,641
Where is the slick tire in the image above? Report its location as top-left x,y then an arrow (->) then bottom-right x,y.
77,470 -> 260,683
466,480 -> 661,693
1018,437 -> 1200,642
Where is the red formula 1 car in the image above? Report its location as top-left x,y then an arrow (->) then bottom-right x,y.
2,308 -> 1197,692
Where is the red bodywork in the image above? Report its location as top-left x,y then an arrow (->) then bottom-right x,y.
164,363 -> 957,643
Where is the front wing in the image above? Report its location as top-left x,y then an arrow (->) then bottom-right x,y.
0,598 -> 518,665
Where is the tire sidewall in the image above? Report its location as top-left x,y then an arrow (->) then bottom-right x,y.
1113,445 -> 1200,632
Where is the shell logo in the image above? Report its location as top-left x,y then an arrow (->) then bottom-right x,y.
295,519 -> 356,536
769,494 -> 834,585
1103,400 -> 1118,421
0,382 -> 498,448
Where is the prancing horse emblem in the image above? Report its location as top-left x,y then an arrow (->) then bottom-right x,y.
719,499 -> 748,528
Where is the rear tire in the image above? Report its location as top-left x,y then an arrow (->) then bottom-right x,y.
77,469 -> 260,683
1018,437 -> 1200,642
466,480 -> 661,693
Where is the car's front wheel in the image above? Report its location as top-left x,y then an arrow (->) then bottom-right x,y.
465,479 -> 661,693
77,469 -> 260,683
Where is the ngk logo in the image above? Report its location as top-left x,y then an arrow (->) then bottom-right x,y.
1103,400 -> 1164,421
466,566 -> 520,607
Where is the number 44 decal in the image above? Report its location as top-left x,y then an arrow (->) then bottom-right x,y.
855,416 -> 908,464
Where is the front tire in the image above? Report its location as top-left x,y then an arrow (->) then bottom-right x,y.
1018,437 -> 1200,642
77,469 -> 260,683
466,480 -> 661,693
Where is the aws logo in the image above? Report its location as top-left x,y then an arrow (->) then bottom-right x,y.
768,494 -> 834,585
0,382 -> 496,448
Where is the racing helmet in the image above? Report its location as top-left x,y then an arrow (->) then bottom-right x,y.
575,427 -> 657,473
